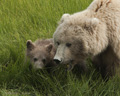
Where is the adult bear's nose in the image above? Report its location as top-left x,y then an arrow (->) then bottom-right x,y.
53,59 -> 61,64
53,56 -> 62,64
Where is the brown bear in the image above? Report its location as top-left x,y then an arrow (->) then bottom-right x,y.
53,0 -> 120,79
26,39 -> 56,70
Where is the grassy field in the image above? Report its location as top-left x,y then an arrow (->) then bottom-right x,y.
0,0 -> 120,96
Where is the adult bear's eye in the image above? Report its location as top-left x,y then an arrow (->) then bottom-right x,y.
34,58 -> 38,62
56,42 -> 60,46
66,43 -> 72,47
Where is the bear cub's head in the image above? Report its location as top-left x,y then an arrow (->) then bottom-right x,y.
26,39 -> 56,70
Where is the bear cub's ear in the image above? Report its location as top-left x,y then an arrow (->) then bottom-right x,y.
26,40 -> 35,51
58,13 -> 70,24
46,43 -> 53,53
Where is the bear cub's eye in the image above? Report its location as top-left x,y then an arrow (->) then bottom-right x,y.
66,43 -> 72,47
56,42 -> 60,46
34,58 -> 38,62
42,59 -> 46,63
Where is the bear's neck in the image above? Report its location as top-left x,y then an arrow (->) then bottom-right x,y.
86,25 -> 108,57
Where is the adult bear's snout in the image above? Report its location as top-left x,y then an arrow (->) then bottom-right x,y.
53,56 -> 62,64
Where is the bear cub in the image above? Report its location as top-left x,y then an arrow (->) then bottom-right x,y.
26,39 -> 56,70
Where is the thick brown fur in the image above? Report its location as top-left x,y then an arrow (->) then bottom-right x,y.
92,46 -> 120,79
26,39 -> 56,70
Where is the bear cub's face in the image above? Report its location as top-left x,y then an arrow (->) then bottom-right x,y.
26,40 -> 53,70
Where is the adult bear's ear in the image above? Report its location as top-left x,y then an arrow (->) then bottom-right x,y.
26,40 -> 35,51
90,18 -> 100,27
46,43 -> 53,53
58,13 -> 70,24
87,18 -> 100,28
84,18 -> 100,33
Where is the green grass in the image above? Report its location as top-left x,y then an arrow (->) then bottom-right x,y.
0,0 -> 120,96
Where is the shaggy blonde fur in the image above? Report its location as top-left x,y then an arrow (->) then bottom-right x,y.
53,0 -> 120,78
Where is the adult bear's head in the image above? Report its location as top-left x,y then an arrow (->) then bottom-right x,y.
53,12 -> 108,70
